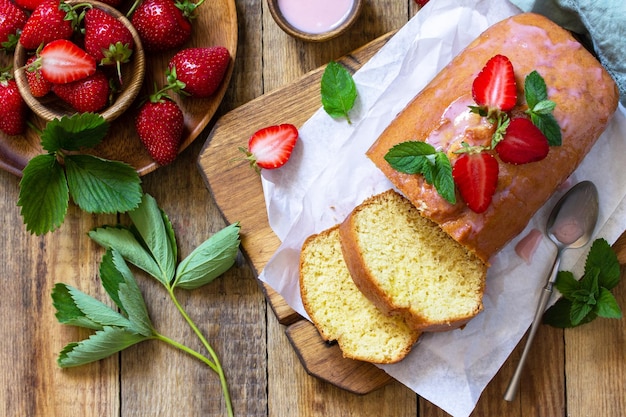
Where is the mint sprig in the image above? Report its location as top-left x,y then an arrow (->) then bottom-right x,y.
17,113 -> 143,235
52,194 -> 241,417
543,238 -> 622,328
384,141 -> 455,204
524,70 -> 561,146
321,61 -> 357,123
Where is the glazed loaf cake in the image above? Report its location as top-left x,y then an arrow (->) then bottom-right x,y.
367,13 -> 619,263
339,190 -> 487,331
299,225 -> 420,364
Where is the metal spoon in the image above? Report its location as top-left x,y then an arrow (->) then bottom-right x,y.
504,180 -> 599,401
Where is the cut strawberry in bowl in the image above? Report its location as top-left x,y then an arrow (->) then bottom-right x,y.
12,0 -> 146,123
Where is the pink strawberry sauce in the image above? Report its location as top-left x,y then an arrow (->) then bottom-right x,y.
277,0 -> 354,34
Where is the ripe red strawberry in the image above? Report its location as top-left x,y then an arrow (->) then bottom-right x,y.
13,0 -> 47,11
0,0 -> 28,49
130,0 -> 192,52
25,55 -> 52,97
240,124 -> 299,172
414,0 -> 429,7
19,0 -> 74,50
0,71 -> 27,136
52,70 -> 110,112
452,152 -> 499,213
472,54 -> 517,114
167,46 -> 230,97
38,39 -> 96,84
495,117 -> 549,164
135,93 -> 184,165
84,7 -> 134,63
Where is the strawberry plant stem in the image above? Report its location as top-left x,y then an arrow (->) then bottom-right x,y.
167,286 -> 234,417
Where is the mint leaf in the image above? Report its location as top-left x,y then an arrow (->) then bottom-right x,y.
554,270 -> 579,299
18,154 -> 69,235
524,70 -> 548,108
524,70 -> 562,146
52,284 -> 105,330
89,226 -> 162,281
57,326 -> 148,368
65,154 -> 142,214
542,297 -> 575,328
530,112 -> 562,146
321,61 -> 357,123
41,113 -> 109,153
571,299 -> 594,326
596,288 -> 623,319
174,223 -> 241,290
585,238 -> 620,290
545,237 -> 622,328
433,152 -> 455,204
384,141 -> 456,204
128,194 -> 177,285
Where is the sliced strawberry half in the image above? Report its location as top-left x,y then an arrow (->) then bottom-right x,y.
452,152 -> 499,213
472,54 -> 517,114
495,117 -> 550,164
241,124 -> 299,173
39,39 -> 97,84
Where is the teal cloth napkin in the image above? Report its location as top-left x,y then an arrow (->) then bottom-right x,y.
511,0 -> 626,106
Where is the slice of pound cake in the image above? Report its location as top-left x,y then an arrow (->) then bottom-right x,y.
299,225 -> 420,364
339,190 -> 487,332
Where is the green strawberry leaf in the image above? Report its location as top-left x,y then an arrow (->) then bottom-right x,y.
57,326 -> 148,368
321,61 -> 357,123
65,284 -> 133,329
64,154 -> 142,214
174,223 -> 241,290
89,226 -> 163,283
41,113 -> 109,153
52,283 -> 105,330
99,249 -> 129,316
384,141 -> 456,204
109,249 -> 154,337
128,194 -> 177,285
18,154 -> 69,235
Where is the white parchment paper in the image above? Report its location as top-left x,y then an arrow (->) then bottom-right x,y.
257,0 -> 626,416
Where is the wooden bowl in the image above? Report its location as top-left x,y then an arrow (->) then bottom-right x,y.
266,0 -> 363,42
13,0 -> 145,123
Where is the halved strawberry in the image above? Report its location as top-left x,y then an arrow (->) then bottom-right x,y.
495,117 -> 549,164
452,152 -> 499,213
38,39 -> 97,84
240,124 -> 298,173
472,54 -> 517,114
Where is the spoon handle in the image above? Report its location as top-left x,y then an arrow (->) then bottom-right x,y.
504,253 -> 562,401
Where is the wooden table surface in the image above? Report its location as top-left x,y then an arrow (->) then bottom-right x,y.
2,1 -> 624,416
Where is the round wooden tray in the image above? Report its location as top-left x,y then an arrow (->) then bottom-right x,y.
0,0 -> 238,177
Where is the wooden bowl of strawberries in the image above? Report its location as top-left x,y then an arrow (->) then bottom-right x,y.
13,0 -> 145,123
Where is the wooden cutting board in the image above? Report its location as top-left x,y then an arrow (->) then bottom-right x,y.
197,32 -> 396,394
197,32 -> 626,395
